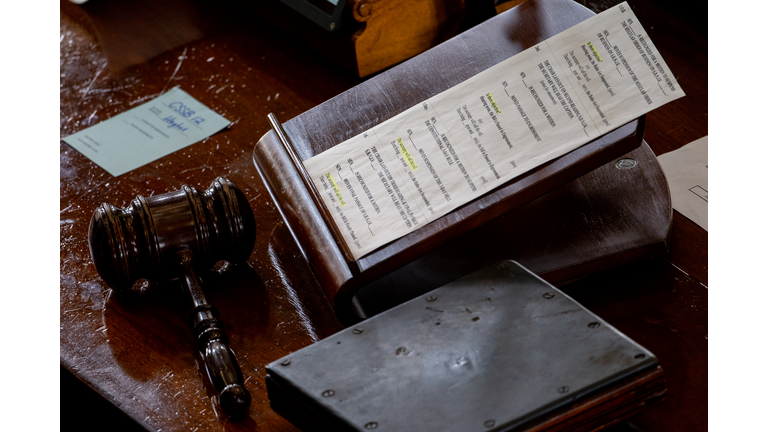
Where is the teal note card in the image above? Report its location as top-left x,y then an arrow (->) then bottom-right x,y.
62,87 -> 230,176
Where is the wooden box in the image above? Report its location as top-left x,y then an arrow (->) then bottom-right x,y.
240,0 -> 468,77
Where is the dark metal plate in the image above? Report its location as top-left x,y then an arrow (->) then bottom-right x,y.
266,261 -> 657,431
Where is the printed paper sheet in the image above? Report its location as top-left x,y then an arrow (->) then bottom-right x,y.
304,2 -> 685,259
657,136 -> 708,231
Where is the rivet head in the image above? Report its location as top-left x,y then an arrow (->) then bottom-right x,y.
588,322 -> 601,329
558,386 -> 570,394
352,328 -> 363,334
616,158 -> 637,169
358,3 -> 372,17
426,295 -> 437,302
322,390 -> 335,397
280,359 -> 291,366
542,292 -> 555,299
364,422 -> 378,429
499,263 -> 510,270
484,419 -> 496,428
635,353 -> 647,360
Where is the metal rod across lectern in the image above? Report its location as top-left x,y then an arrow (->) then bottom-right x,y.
267,113 -> 355,262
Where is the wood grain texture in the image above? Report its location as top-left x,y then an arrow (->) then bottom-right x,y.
60,0 -> 707,431
563,258 -> 708,432
524,366 -> 668,432
351,0 -> 467,77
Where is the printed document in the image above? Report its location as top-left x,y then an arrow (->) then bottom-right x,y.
657,136 -> 708,231
304,2 -> 685,259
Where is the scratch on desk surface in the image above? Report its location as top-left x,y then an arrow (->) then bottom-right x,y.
162,47 -> 188,94
179,164 -> 213,174
75,63 -> 107,111
88,84 -> 136,94
268,240 -> 319,342
670,262 -> 690,278
66,177 -> 108,206
129,92 -> 163,106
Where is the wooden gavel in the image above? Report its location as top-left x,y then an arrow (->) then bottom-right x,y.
88,177 -> 256,417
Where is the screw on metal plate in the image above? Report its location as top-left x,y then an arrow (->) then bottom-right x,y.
635,353 -> 646,360
322,390 -> 335,397
352,328 -> 364,334
542,292 -> 555,299
426,295 -> 437,302
615,158 -> 638,170
588,322 -> 601,329
364,422 -> 378,430
484,419 -> 496,428
558,386 -> 570,394
280,359 -> 291,366
358,2 -> 372,17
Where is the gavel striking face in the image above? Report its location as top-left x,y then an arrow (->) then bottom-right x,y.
88,177 -> 256,417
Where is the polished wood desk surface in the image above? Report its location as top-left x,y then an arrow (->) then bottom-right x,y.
60,0 -> 707,430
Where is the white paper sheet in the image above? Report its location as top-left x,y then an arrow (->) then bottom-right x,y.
657,136 -> 708,231
304,2 -> 685,259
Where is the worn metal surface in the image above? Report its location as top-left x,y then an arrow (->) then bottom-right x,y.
267,261 -> 658,431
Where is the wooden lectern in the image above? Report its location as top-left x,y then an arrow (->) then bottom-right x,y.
252,0 -> 670,324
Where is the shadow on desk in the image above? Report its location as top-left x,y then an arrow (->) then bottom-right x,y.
62,366 -> 146,432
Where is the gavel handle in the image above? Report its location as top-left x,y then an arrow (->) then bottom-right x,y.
176,249 -> 251,417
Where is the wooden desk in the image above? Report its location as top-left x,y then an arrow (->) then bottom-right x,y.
60,0 -> 706,430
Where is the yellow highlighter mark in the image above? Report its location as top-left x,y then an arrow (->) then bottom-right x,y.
487,93 -> 501,114
587,42 -> 603,62
398,137 -> 418,171
325,173 -> 345,206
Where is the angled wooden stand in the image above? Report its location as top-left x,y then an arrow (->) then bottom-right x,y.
252,0 -> 670,324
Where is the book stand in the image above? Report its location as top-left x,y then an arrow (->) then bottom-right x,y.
253,0 -> 670,324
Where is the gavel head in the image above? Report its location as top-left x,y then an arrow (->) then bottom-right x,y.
88,177 -> 256,292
